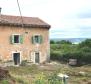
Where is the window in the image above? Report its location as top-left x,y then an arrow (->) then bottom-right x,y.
10,34 -> 23,44
32,35 -> 43,44
14,35 -> 19,43
35,36 -> 39,43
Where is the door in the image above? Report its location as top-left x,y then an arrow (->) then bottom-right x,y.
35,52 -> 40,63
13,53 -> 20,65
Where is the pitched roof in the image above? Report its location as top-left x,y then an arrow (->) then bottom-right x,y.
0,15 -> 50,28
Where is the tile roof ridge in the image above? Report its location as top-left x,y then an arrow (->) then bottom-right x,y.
1,14 -> 38,18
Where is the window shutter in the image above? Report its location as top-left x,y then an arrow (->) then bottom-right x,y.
20,35 -> 23,44
10,35 -> 14,44
39,35 -> 43,44
32,36 -> 35,44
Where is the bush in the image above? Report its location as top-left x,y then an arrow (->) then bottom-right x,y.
50,40 -> 55,44
50,51 -> 63,61
50,40 -> 91,65
79,39 -> 91,48
1,80 -> 9,84
48,73 -> 62,84
34,72 -> 62,84
56,40 -> 72,44
16,78 -> 27,84
81,52 -> 91,64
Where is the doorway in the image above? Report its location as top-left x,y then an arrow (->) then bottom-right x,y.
13,53 -> 20,65
35,52 -> 40,63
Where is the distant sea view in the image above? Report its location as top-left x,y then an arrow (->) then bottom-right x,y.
50,38 -> 91,44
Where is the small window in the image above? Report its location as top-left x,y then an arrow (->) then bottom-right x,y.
32,35 -> 43,44
10,34 -> 23,44
35,35 -> 39,43
14,35 -> 19,43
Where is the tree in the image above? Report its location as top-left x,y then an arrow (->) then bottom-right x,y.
79,39 -> 91,48
50,40 -> 55,44
56,40 -> 72,44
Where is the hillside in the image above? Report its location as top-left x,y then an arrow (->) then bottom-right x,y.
50,38 -> 89,44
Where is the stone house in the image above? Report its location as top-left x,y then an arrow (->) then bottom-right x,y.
0,15 -> 51,65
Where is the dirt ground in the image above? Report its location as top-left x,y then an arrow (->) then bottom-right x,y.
1,61 -> 91,84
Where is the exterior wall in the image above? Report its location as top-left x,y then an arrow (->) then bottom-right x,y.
0,26 -> 50,64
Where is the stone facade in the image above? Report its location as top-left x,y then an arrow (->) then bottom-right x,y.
0,26 -> 50,65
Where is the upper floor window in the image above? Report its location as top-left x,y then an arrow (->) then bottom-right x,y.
32,35 -> 43,44
10,34 -> 23,44
14,35 -> 19,43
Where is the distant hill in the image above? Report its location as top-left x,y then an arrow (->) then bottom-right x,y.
50,38 -> 90,44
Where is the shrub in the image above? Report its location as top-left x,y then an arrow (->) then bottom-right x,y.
50,40 -> 91,65
34,72 -> 46,84
16,78 -> 26,84
48,73 -> 62,84
1,80 -> 9,84
34,72 -> 62,84
50,51 -> 63,61
79,39 -> 91,48
56,40 -> 72,44
50,40 -> 55,44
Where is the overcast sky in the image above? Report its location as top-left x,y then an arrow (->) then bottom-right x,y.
0,0 -> 91,38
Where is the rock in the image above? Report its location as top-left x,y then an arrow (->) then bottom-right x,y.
78,71 -> 86,76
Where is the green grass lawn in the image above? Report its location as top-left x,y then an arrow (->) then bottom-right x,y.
3,62 -> 91,84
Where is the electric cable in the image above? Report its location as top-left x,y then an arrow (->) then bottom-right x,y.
16,0 -> 24,27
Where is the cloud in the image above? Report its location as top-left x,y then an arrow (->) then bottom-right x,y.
77,8 -> 91,18
0,0 -> 91,38
78,12 -> 91,18
50,31 -> 81,38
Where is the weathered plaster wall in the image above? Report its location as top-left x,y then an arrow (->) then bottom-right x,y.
0,26 -> 50,63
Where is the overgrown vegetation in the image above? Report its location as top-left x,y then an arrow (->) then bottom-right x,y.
50,39 -> 91,65
5,64 -> 91,84
0,39 -> 91,84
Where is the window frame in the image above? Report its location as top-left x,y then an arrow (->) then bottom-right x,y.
30,51 -> 41,63
32,34 -> 43,44
12,51 -> 22,65
12,34 -> 21,44
14,35 -> 20,43
34,35 -> 40,44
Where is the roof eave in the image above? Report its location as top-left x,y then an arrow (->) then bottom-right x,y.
0,22 -> 51,29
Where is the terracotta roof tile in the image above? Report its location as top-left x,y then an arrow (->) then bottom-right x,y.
0,15 -> 50,28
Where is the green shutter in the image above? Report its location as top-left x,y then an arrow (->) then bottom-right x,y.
10,35 -> 14,44
32,36 -> 35,44
20,35 -> 23,44
39,35 -> 43,44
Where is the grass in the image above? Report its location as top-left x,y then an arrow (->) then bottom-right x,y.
7,64 -> 38,75
4,62 -> 91,84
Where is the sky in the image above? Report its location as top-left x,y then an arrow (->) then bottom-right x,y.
0,0 -> 91,38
